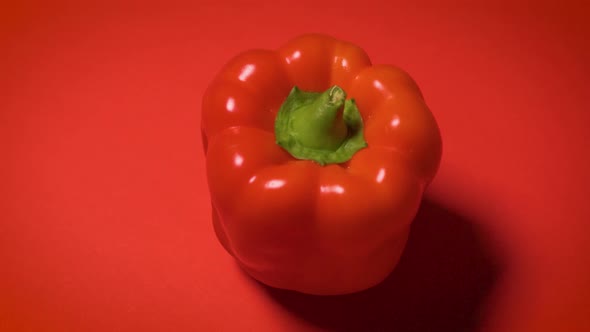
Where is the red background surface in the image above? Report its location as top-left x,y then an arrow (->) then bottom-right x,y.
2,1 -> 589,331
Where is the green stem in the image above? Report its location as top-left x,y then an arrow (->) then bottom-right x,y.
274,85 -> 367,166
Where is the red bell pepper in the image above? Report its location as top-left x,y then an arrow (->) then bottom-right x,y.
201,34 -> 442,295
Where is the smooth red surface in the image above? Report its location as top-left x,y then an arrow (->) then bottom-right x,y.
2,1 -> 589,331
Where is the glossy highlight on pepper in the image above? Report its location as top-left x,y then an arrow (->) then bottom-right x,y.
201,34 -> 442,295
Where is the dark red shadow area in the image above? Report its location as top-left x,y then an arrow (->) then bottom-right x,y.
252,198 -> 501,332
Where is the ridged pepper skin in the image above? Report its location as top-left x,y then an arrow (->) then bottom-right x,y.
201,34 -> 442,295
